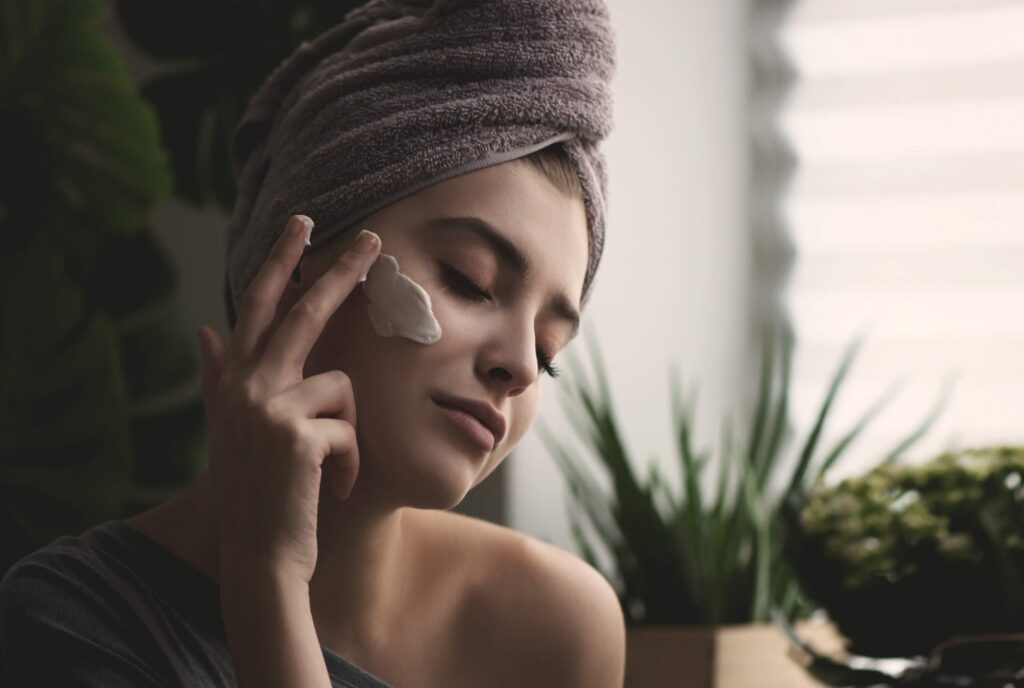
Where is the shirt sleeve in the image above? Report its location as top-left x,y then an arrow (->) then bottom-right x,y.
0,560 -> 170,687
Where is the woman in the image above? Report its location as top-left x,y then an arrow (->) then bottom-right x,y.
0,0 -> 623,685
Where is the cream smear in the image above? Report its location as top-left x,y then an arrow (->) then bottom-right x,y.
356,230 -> 442,345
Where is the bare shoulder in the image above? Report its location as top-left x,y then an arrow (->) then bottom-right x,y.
416,510 -> 626,688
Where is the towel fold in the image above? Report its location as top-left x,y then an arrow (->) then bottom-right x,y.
224,0 -> 617,323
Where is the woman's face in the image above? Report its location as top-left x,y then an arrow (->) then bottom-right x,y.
277,160 -> 589,510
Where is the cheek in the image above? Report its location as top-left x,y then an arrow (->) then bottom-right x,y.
417,272 -> 477,342
304,290 -> 414,382
504,390 -> 539,449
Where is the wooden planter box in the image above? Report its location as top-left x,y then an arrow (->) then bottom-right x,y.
625,619 -> 845,688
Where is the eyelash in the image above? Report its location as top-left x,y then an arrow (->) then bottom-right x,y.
439,264 -> 561,378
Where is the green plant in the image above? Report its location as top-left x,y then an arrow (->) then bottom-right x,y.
0,0 -> 199,574
538,321 -> 949,626
0,1 -> 370,577
791,445 -> 1024,658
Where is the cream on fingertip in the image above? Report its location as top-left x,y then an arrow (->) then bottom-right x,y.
300,216 -> 314,246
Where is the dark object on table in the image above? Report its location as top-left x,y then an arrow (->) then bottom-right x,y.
774,610 -> 1024,687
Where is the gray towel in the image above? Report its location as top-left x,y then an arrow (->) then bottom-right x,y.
223,0 -> 617,325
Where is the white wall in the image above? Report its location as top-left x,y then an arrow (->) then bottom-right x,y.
509,0 -> 752,552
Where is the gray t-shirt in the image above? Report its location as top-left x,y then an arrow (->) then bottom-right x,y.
0,519 -> 392,687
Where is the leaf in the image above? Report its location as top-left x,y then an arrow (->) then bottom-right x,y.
748,322 -> 775,480
0,232 -> 134,573
87,230 -> 176,319
0,0 -> 199,575
757,322 -> 793,491
881,373 -> 956,465
549,326 -> 700,622
785,334 -> 865,500
814,379 -> 904,483
0,0 -> 171,241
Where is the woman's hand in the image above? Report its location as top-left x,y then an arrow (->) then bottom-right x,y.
194,215 -> 381,587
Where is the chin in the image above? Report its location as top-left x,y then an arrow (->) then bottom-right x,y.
397,471 -> 474,511
373,443 -> 483,511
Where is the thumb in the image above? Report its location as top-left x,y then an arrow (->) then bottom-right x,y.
196,325 -> 226,425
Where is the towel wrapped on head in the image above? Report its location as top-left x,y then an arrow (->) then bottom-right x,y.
224,0 -> 617,325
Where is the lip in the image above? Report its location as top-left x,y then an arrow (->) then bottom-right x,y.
431,393 -> 507,450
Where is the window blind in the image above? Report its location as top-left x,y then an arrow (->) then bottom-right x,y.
776,0 -> 1024,476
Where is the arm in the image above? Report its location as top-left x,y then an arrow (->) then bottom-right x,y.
219,567 -> 332,688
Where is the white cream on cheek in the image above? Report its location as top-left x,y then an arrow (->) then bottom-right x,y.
356,230 -> 443,345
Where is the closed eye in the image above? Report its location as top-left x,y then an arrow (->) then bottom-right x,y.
438,263 -> 560,378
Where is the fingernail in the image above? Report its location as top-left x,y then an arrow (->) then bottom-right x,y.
296,215 -> 314,246
353,229 -> 379,254
359,258 -> 376,283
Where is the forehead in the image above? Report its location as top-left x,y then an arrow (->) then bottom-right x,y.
396,161 -> 590,302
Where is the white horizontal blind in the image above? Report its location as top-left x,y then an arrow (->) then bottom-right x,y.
778,0 -> 1024,477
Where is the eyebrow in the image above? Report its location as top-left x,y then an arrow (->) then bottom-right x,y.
422,216 -> 581,340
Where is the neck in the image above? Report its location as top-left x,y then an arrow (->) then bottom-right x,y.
309,467 -> 410,655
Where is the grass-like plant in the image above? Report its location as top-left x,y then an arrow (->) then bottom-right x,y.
536,321 -> 949,625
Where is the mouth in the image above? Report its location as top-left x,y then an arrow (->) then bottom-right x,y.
430,394 -> 507,452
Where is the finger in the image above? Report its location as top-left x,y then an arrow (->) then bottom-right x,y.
273,370 -> 357,429
307,418 -> 360,501
230,215 -> 313,364
260,230 -> 380,378
196,325 -> 226,426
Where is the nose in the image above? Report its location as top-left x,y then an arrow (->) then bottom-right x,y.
476,317 -> 539,397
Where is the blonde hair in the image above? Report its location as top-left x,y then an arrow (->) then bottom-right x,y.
516,143 -> 583,200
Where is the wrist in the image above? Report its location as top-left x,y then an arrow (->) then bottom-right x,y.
219,560 -> 311,598
217,562 -> 329,687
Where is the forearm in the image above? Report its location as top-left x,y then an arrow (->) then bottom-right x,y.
220,568 -> 331,688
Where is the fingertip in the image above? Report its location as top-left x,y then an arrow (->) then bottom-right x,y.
296,215 -> 314,246
207,327 -> 226,359
196,325 -> 224,364
285,215 -> 314,247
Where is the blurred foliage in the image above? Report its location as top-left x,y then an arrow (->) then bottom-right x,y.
0,0 -> 205,575
790,445 -> 1024,658
0,0 -> 369,575
538,321 -> 950,626
114,0 -> 363,210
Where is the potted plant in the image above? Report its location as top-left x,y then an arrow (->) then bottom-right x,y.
778,444 -> 1024,687
537,322 -> 949,687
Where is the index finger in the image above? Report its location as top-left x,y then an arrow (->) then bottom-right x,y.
259,229 -> 381,378
230,214 -> 313,363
